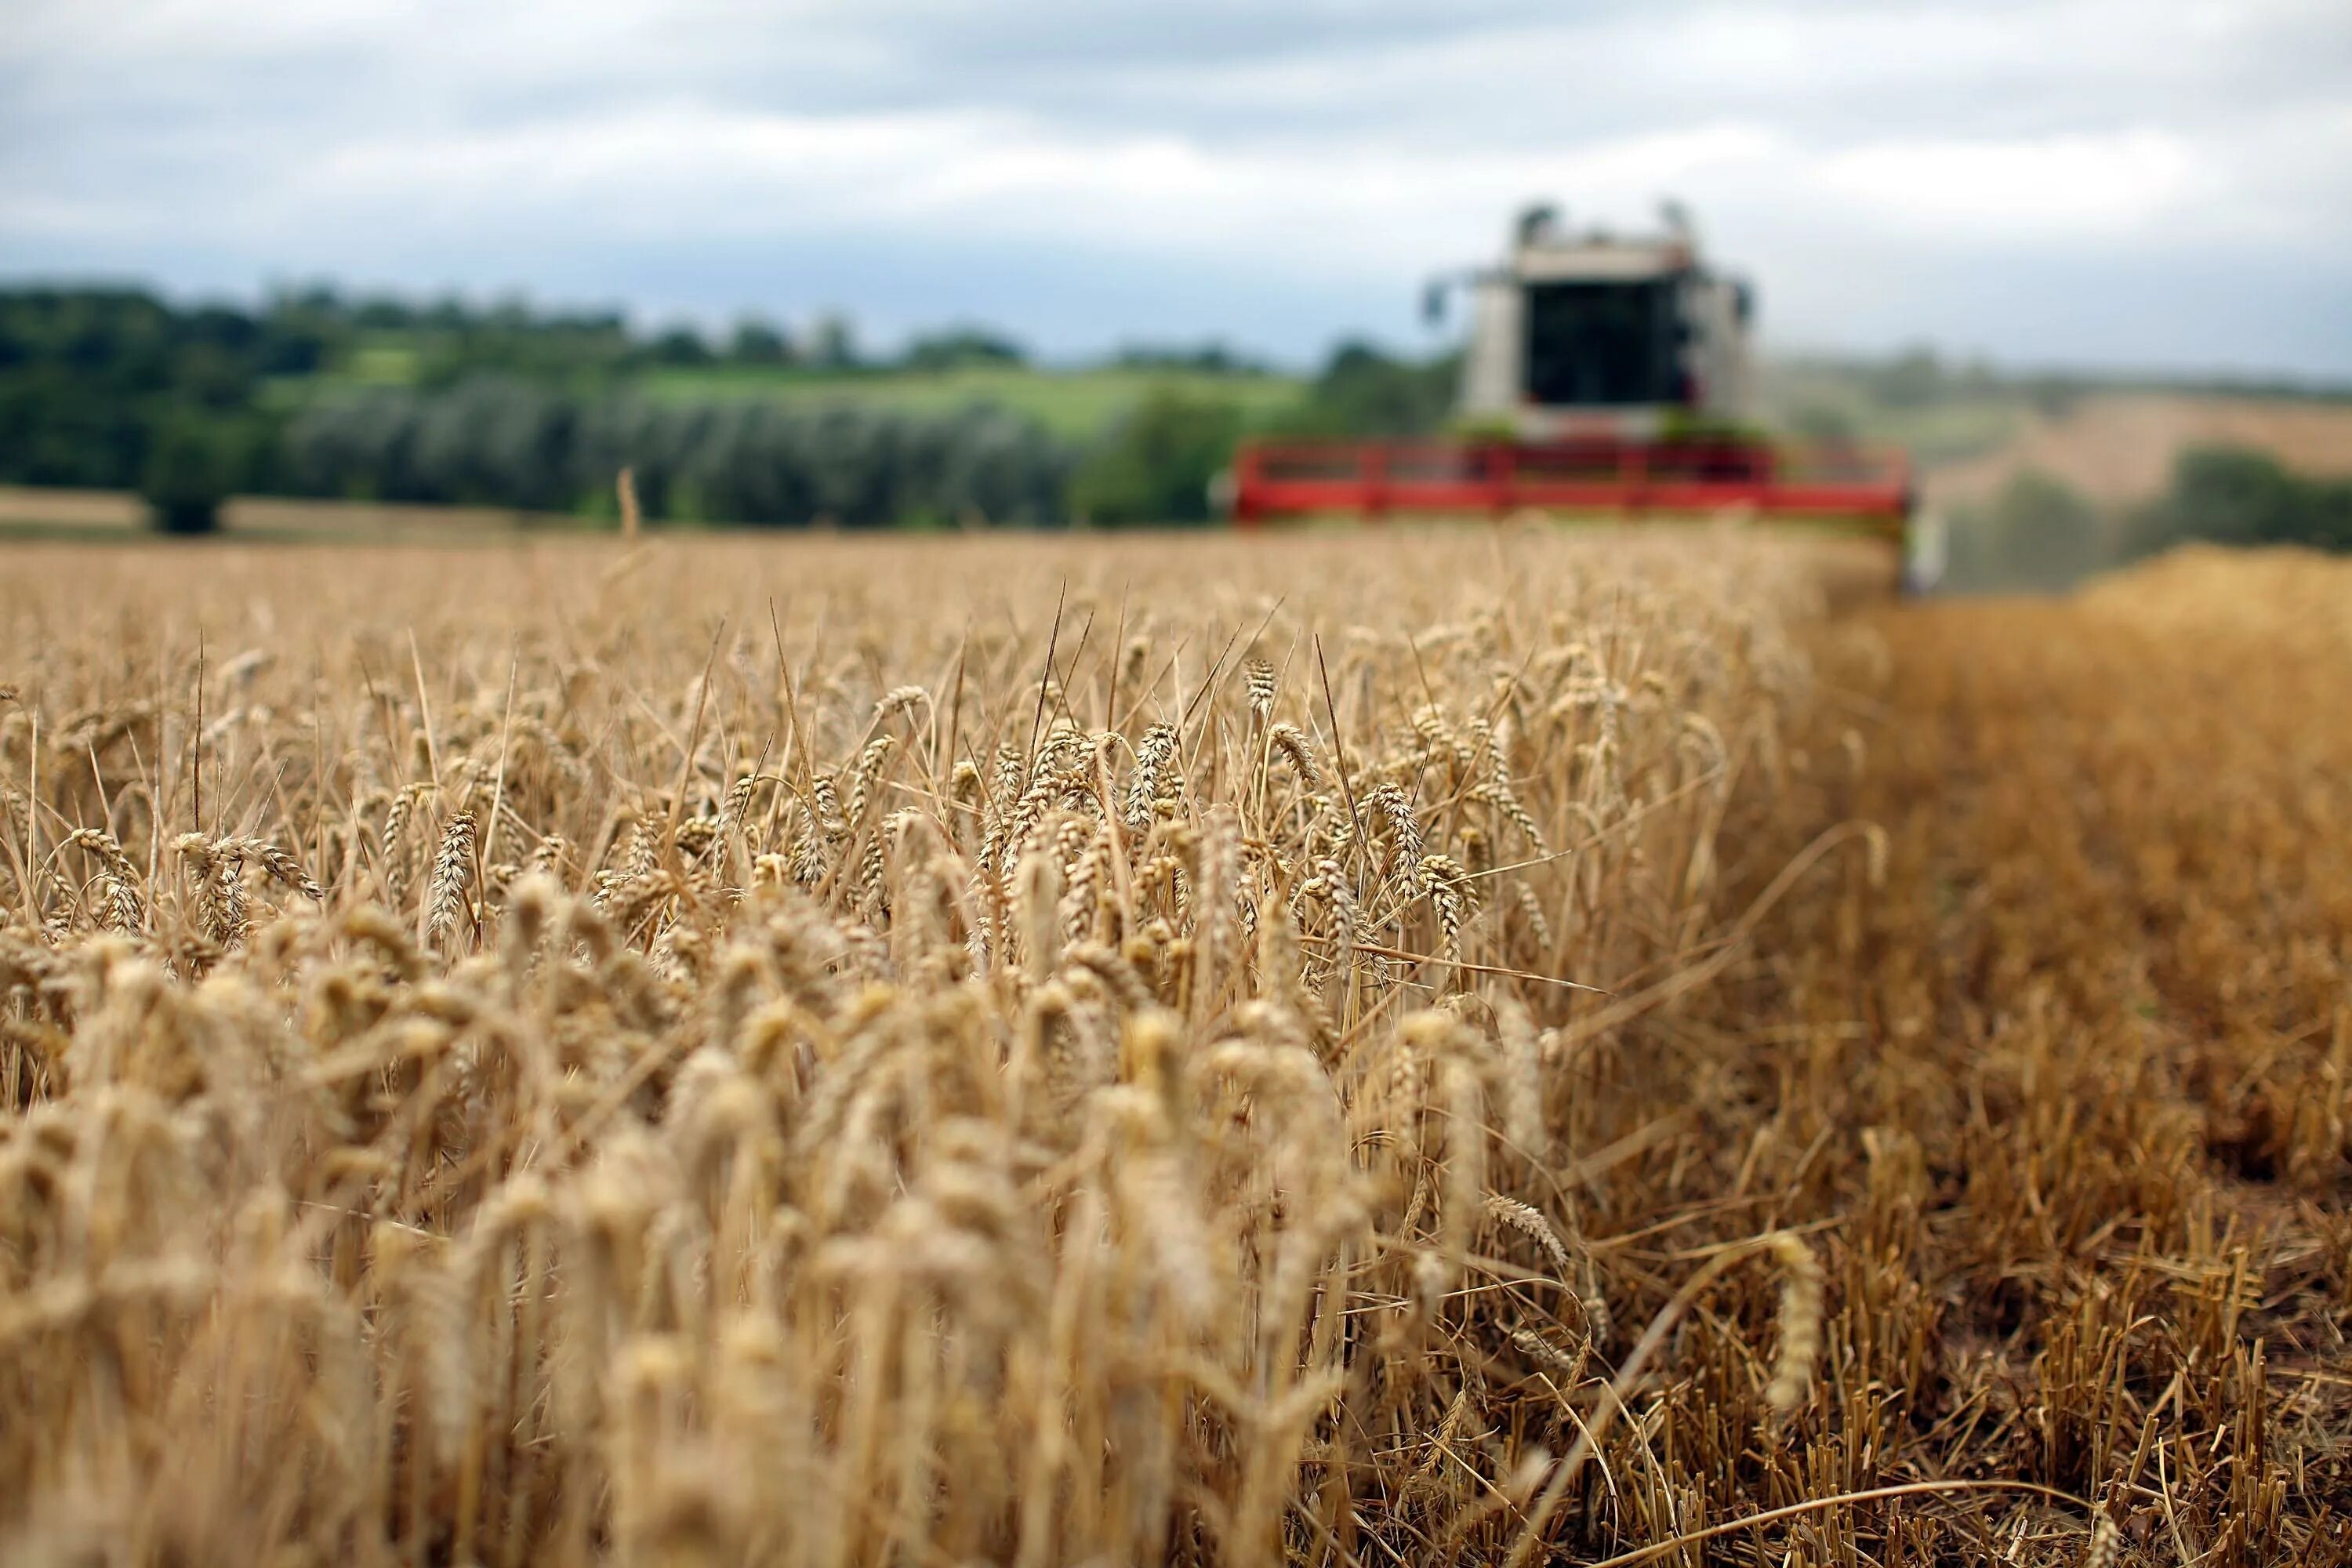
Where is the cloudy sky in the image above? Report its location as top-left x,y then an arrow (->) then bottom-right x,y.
5,0 -> 2350,374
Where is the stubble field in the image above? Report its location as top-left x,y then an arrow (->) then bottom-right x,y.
0,528 -> 2345,1566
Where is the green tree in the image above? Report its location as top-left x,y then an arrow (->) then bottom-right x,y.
1947,468 -> 2107,591
902,328 -> 1025,372
1272,342 -> 1458,439
1069,390 -> 1244,525
650,326 -> 714,368
2125,446 -> 2352,557
803,313 -> 860,371
140,416 -> 234,534
729,319 -> 793,366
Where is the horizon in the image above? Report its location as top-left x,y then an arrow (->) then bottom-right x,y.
9,269 -> 2352,394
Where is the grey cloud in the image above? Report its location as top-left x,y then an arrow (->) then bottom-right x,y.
2,0 -> 2348,373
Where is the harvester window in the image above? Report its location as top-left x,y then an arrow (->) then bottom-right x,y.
1523,278 -> 1684,408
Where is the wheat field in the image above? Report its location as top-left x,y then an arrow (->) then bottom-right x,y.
0,528 -> 2344,1566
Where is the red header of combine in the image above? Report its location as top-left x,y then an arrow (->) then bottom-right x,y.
1230,433 -> 1911,538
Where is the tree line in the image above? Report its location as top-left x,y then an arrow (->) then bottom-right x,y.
0,286 -> 1458,531
1947,446 -> 2352,592
281,383 -> 1072,528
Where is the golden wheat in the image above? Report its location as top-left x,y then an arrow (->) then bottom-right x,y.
0,530 -> 2343,1566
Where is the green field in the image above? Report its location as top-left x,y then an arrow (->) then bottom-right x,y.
260,353 -> 1312,440
1754,359 -> 2034,463
639,362 -> 1308,437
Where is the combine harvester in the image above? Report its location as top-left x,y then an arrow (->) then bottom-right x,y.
1229,204 -> 1939,587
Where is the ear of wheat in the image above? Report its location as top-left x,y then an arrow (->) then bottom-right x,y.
2082,1513 -> 2122,1568
426,811 -> 478,950
1764,1231 -> 1824,1417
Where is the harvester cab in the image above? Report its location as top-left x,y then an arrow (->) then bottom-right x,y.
1451,202 -> 1752,440
1231,201 -> 1932,588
